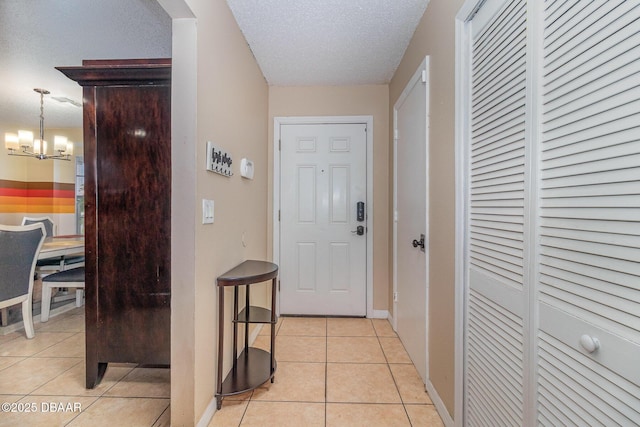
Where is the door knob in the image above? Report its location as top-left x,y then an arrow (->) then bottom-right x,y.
351,226 -> 365,236
412,234 -> 425,252
579,334 -> 600,353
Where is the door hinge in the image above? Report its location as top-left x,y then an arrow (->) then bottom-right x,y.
278,280 -> 281,291
279,139 -> 281,151
394,129 -> 398,140
421,70 -> 427,83
278,210 -> 281,221
393,292 -> 398,302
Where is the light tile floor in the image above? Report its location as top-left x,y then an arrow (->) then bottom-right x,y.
210,317 -> 444,427
0,307 -> 170,427
0,312 -> 444,426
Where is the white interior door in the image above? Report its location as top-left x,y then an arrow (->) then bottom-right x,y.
280,123 -> 367,316
463,0 -> 530,424
536,1 -> 640,424
394,58 -> 429,384
459,1 -> 640,425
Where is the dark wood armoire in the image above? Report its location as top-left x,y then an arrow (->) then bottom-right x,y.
57,59 -> 171,388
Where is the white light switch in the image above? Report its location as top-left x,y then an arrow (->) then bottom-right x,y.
202,199 -> 214,224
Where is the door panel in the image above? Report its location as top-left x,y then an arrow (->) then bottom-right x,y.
537,0 -> 640,424
280,123 -> 367,316
465,0 -> 528,424
330,166 -> 349,223
297,166 -> 316,223
461,0 -> 640,425
95,84 -> 171,364
395,61 -> 429,383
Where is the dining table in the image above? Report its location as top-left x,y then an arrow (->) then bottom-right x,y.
38,235 -> 85,260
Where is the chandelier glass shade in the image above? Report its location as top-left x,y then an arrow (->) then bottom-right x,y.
4,88 -> 74,160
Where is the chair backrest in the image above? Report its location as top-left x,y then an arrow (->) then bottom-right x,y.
22,216 -> 55,237
0,223 -> 46,302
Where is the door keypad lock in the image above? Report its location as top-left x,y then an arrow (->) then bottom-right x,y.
412,234 -> 425,252
352,225 -> 365,236
357,201 -> 365,222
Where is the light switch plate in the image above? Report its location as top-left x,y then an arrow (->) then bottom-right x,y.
202,199 -> 214,224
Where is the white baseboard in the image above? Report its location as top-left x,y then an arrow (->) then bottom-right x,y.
197,323 -> 264,427
249,323 -> 263,343
370,309 -> 389,319
196,396 -> 217,427
426,379 -> 454,427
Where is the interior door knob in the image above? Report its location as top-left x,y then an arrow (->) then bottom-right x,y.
579,334 -> 600,353
412,234 -> 425,251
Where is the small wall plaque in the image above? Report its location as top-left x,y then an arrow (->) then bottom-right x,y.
206,141 -> 233,177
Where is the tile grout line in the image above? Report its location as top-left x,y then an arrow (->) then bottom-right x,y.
375,319 -> 416,426
324,317 -> 328,427
149,403 -> 170,427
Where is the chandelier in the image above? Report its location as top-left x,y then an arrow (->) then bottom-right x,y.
4,88 -> 74,161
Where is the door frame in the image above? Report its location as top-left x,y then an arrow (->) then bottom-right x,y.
455,4 -> 475,426
392,55 -> 430,383
273,116 -> 374,317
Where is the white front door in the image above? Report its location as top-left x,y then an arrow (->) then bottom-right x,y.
394,57 -> 429,383
280,123 -> 367,316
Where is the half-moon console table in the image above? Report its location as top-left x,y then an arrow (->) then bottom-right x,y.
216,260 -> 278,409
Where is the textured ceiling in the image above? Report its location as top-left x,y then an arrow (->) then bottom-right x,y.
226,0 -> 429,86
1,1 -> 429,129
0,0 -> 171,128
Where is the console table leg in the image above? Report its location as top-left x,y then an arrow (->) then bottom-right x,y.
216,286 -> 225,401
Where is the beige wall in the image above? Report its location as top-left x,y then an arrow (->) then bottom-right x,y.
179,0 -> 270,424
268,85 -> 390,311
389,0 -> 465,418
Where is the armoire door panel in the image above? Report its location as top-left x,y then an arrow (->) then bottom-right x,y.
95,84 -> 171,363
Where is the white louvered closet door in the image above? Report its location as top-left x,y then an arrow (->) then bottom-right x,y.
465,0 -> 530,424
537,1 -> 640,425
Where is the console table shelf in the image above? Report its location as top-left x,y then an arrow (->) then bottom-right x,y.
218,348 -> 274,396
216,260 -> 278,410
236,306 -> 276,324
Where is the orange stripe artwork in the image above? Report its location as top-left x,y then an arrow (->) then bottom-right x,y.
0,179 -> 75,214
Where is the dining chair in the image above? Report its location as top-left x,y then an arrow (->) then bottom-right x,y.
21,216 -> 62,275
21,216 -> 55,237
41,266 -> 84,322
22,216 -> 84,274
0,223 -> 46,339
